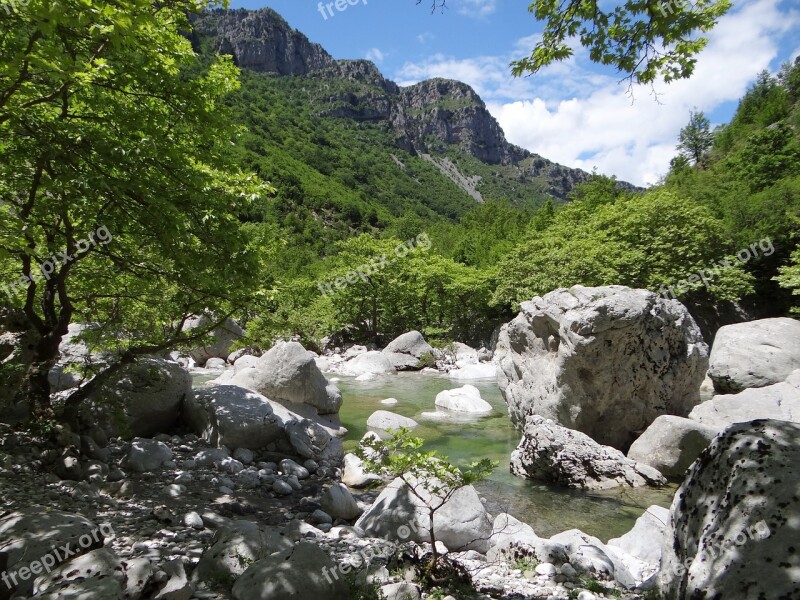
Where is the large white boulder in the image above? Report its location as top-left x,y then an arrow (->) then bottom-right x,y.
230,341 -> 342,415
341,350 -> 397,377
627,415 -> 721,479
342,453 -> 381,488
120,438 -> 173,473
434,385 -> 492,413
85,357 -> 190,438
285,418 -> 344,464
510,416 -> 666,490
708,317 -> 800,393
183,315 -> 244,365
486,513 -> 568,565
447,362 -> 497,381
183,384 -> 290,449
607,505 -> 669,566
496,285 -> 708,449
355,477 -> 492,553
659,419 -> 799,599
320,483 -> 362,520
366,410 -> 418,433
382,330 -> 434,371
688,369 -> 800,428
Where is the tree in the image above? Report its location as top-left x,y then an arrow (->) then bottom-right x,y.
358,428 -> 495,579
677,111 -> 714,166
419,0 -> 731,86
0,0 -> 270,421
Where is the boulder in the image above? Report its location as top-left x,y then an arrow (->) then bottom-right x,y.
341,351 -> 397,377
0,508 -> 108,597
708,317 -> 800,393
607,506 -> 669,565
232,542 -> 349,600
381,583 -> 422,600
285,418 -> 344,463
627,416 -> 720,479
447,363 -> 497,380
183,315 -> 244,365
659,419 -> 800,599
688,370 -> 800,429
32,548 -> 134,596
510,416 -> 666,490
366,410 -> 418,433
320,483 -> 362,520
486,513 -> 568,565
184,384 -> 290,449
342,453 -> 381,488
230,341 -> 342,415
354,477 -> 492,553
86,357 -> 190,438
120,438 -> 173,473
382,331 -> 433,371
435,385 -> 493,413
496,285 -> 708,449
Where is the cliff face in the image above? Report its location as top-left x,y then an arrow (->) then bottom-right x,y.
193,9 -> 636,201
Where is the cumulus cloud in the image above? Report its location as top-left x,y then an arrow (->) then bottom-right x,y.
365,47 -> 385,63
456,0 -> 498,18
394,0 -> 798,186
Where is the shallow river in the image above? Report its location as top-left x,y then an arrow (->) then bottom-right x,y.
333,372 -> 677,541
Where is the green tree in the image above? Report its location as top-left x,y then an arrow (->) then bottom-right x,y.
677,111 -> 714,166
358,428 -> 495,578
0,0 -> 270,420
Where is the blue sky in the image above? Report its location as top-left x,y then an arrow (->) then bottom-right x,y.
228,0 -> 800,186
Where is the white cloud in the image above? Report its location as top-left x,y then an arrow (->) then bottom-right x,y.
365,47 -> 385,63
417,31 -> 435,44
394,0 -> 798,186
456,0 -> 497,18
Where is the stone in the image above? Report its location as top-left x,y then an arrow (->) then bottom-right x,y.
153,558 -> 193,600
230,341 -> 342,414
355,477 -> 492,553
381,582 -> 422,600
382,331 -> 433,370
233,354 -> 260,372
627,415 -> 720,479
273,480 -> 293,496
205,357 -> 227,370
708,317 -> 800,393
120,438 -> 173,473
434,384 -> 493,413
279,458 -> 310,479
285,418 -> 344,463
341,350 -> 397,377
0,508 -> 107,597
184,512 -> 204,530
688,370 -> 800,428
496,285 -> 708,449
380,397 -> 398,406
607,505 -> 669,565
86,358 -> 191,438
183,384 -> 289,449
342,453 -> 381,488
183,314 -> 244,365
233,447 -> 254,464
510,416 -> 666,490
366,410 -> 418,433
447,362 -> 497,380
320,483 -> 362,520
194,447 -> 230,467
232,542 -> 348,600
659,419 -> 800,599
32,548 -> 123,595
486,513 -> 568,565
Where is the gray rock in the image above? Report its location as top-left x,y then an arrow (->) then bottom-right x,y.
708,317 -> 800,393
86,358 -> 191,438
120,438 -> 173,473
366,410 -> 418,433
320,483 -> 362,520
32,548 -> 123,595
184,512 -> 204,530
341,351 -> 397,377
627,415 -> 720,479
153,558 -> 193,600
659,419 -> 800,599
486,513 -> 568,565
342,453 -> 381,489
447,362 -> 497,380
279,458 -> 309,479
205,357 -> 227,370
607,505 -> 669,565
496,285 -> 708,449
382,331 -> 433,370
183,384 -> 289,449
355,477 -> 492,553
688,370 -> 800,428
285,418 -> 344,463
232,447 -> 254,464
273,480 -> 293,496
232,541 -> 348,600
510,416 -> 667,490
230,341 -> 342,414
194,447 -> 230,467
183,314 -> 244,365
381,582 -> 422,600
434,384 -> 493,413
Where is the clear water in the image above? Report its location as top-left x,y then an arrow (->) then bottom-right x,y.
333,372 -> 677,541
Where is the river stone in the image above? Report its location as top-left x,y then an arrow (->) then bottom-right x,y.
659,419 -> 800,599
233,354 -> 260,372
230,341 -> 342,414
184,384 -> 290,449
627,416 -> 720,479
382,330 -> 433,371
708,317 -> 800,393
354,477 -> 492,553
607,505 -> 669,565
183,315 -> 244,365
341,351 -> 397,377
285,418 -> 344,463
688,370 -> 800,428
487,513 -> 569,565
232,541 -> 348,600
496,285 -> 708,449
435,384 -> 492,413
381,582 -> 422,600
447,363 -> 497,380
510,416 -> 666,490
366,410 -> 418,433
279,458 -> 309,479
85,357 -> 190,438
120,438 -> 173,473
0,508 -> 107,597
32,548 -> 126,595
342,453 -> 381,488
321,483 -> 362,520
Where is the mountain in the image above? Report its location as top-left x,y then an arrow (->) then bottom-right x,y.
192,7 -> 636,217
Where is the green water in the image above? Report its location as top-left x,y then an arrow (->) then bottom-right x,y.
333,372 -> 677,541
